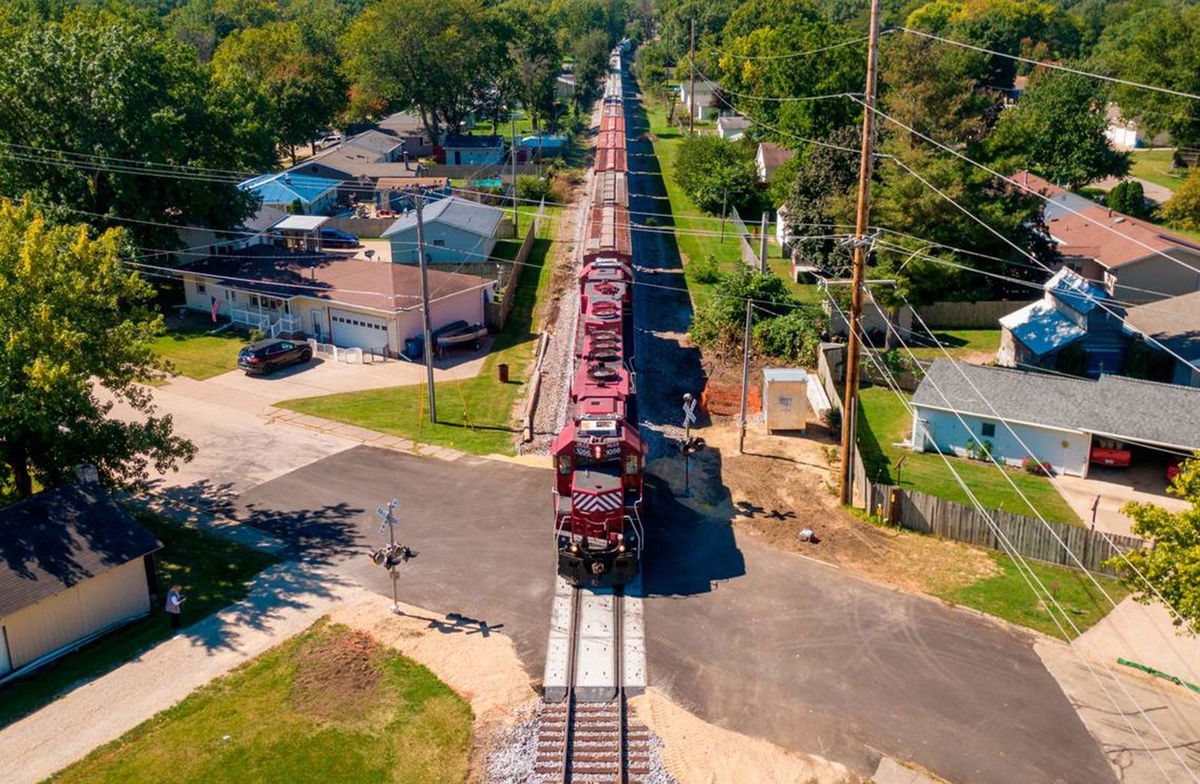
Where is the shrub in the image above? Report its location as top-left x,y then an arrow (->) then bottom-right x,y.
672,134 -> 758,215
690,267 -> 794,351
1162,169 -> 1200,231
248,328 -> 265,343
690,253 -> 720,284
1106,180 -> 1146,217
967,438 -> 994,462
753,307 -> 825,365
516,175 -> 551,202
822,407 -> 842,435
1022,457 -> 1052,476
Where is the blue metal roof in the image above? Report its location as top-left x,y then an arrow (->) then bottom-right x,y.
1046,268 -> 1106,315
239,172 -> 340,206
999,300 -> 1086,357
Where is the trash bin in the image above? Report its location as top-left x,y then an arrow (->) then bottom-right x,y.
498,363 -> 509,383
405,335 -> 424,360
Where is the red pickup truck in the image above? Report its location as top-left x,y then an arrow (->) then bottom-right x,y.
1090,442 -> 1132,468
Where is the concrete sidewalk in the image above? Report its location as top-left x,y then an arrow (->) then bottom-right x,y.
0,563 -> 366,784
1077,597 -> 1200,688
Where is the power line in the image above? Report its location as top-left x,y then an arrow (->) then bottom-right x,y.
706,34 -> 874,61
900,27 -> 1200,102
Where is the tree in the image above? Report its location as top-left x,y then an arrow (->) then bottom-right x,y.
341,0 -> 501,139
1161,170 -> 1200,232
1094,4 -> 1200,148
1106,179 -> 1146,218
673,135 -> 758,215
880,30 -> 994,146
0,199 -> 194,501
987,68 -> 1128,189
213,21 -> 348,160
572,30 -> 612,118
166,0 -> 282,62
1108,454 -> 1200,634
690,266 -> 795,350
498,1 -> 564,131
783,127 -> 859,276
0,8 -> 269,251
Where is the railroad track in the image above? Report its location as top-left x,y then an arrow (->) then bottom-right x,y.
537,586 -> 650,782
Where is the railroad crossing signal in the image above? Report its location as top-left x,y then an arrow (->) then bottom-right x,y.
682,396 -> 697,427
372,498 -> 415,615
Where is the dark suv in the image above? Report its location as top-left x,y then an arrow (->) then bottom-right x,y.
238,338 -> 312,375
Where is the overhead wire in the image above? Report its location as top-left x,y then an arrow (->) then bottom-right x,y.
705,34 -> 874,61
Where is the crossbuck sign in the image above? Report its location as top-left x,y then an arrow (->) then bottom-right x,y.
682,398 -> 697,427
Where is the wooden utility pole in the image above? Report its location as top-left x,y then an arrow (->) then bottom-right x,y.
689,19 -> 696,135
510,113 -> 519,234
759,212 -> 768,274
415,194 -> 437,423
738,298 -> 752,454
838,0 -> 883,506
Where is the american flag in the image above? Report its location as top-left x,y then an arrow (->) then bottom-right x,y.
210,295 -> 219,322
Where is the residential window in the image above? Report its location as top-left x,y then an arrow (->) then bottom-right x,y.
980,422 -> 996,438
196,280 -> 206,294
432,239 -> 446,247
225,290 -> 236,302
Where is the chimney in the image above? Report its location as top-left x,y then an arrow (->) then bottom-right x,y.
1107,208 -> 1112,217
74,464 -> 99,485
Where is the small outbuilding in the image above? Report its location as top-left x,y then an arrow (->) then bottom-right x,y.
383,195 -> 504,265
0,479 -> 162,680
762,368 -> 811,433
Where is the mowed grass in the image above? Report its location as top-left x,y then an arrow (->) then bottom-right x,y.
48,621 -> 473,784
277,206 -> 561,455
936,552 -> 1129,638
907,329 -> 1001,360
0,511 -> 278,729
151,318 -> 245,380
857,386 -> 1083,525
1128,148 -> 1187,193
643,97 -> 760,307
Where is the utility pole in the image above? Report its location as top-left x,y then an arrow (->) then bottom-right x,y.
838,0 -> 883,506
759,212 -> 768,274
738,298 -> 752,454
415,194 -> 437,422
689,19 -> 696,135
510,112 -> 519,235
720,187 -> 728,241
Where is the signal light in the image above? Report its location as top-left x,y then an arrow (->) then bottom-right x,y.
682,437 -> 706,456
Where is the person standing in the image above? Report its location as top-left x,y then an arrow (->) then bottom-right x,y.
165,585 -> 186,630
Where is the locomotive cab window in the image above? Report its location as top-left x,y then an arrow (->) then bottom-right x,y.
557,455 -> 571,474
625,455 -> 638,475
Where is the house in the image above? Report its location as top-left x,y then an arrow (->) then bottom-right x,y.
1003,75 -> 1028,107
1104,103 -> 1170,150
756,142 -> 794,183
998,268 -> 1127,377
775,203 -> 793,256
172,204 -> 290,266
239,171 -> 340,215
376,112 -> 434,157
1124,290 -> 1200,387
519,135 -> 568,159
680,79 -> 719,121
383,196 -> 504,265
0,476 -> 161,680
910,359 -> 1200,477
716,115 -> 751,140
441,134 -> 506,166
288,129 -> 424,188
1019,171 -> 1200,303
179,246 -> 495,355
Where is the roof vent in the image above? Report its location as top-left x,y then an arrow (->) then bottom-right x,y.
1114,217 -> 1126,224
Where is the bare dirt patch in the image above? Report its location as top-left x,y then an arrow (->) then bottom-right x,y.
289,625 -> 381,724
662,415 -> 1000,596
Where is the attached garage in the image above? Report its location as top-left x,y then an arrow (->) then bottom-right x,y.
330,309 -> 391,352
0,478 -> 161,681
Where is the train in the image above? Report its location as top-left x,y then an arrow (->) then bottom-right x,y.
550,46 -> 644,587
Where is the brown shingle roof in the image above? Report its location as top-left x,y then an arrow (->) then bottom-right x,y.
758,142 -> 794,170
181,247 -> 486,312
1016,171 -> 1200,268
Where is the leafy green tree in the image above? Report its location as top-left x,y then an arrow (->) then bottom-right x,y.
672,134 -> 758,215
1162,169 -> 1200,232
1109,454 -> 1200,634
213,21 -> 348,160
0,7 -> 269,251
0,199 -> 195,500
690,266 -> 795,350
753,307 -> 825,364
655,0 -> 739,61
1094,3 -> 1200,148
572,29 -> 613,117
987,68 -> 1128,189
1106,179 -> 1146,218
880,30 -> 993,146
783,127 -> 859,276
341,0 -> 501,139
166,0 -> 282,61
499,1 -> 564,131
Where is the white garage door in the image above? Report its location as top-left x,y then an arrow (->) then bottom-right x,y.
330,309 -> 390,351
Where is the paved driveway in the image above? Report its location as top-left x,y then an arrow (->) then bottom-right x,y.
234,445 -> 1116,784
1055,464 -> 1188,536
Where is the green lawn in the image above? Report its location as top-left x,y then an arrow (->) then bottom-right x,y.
907,329 -> 1001,360
643,96 -> 762,307
937,552 -> 1129,638
277,207 -> 562,456
151,317 -> 245,380
49,621 -> 472,784
1129,148 -> 1187,193
857,386 -> 1083,525
0,511 -> 278,729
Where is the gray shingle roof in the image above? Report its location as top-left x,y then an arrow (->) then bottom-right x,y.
1125,291 -> 1200,361
382,195 -> 504,239
911,359 -> 1200,451
342,129 -> 403,156
0,484 -> 161,617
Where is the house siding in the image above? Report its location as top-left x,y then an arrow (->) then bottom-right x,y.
446,147 -> 504,166
1,558 -> 151,672
388,223 -> 498,265
1110,250 -> 1200,304
911,405 -> 1092,476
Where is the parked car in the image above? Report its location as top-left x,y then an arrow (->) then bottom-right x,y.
1090,438 -> 1131,468
317,133 -> 342,147
320,227 -> 360,248
238,338 -> 312,375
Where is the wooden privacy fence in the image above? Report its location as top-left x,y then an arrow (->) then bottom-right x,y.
915,299 -> 1035,329
850,447 -> 1146,576
484,198 -> 544,331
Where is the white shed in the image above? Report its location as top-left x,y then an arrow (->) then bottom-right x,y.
0,480 -> 161,680
762,368 -> 811,432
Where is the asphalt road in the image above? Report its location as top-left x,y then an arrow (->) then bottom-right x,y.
234,445 -> 1114,783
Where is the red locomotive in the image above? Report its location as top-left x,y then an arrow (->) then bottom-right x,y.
550,48 -> 645,586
